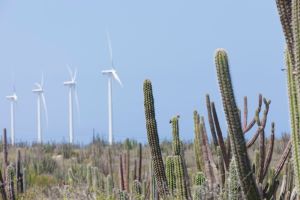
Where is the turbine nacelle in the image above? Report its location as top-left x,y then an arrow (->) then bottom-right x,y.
102,69 -> 123,87
63,81 -> 76,86
6,94 -> 17,102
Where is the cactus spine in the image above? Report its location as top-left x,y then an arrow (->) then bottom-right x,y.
143,79 -> 169,197
215,49 -> 260,199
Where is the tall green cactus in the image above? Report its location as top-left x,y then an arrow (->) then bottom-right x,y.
86,165 -> 92,189
215,49 -> 260,199
193,111 -> 203,172
22,168 -> 26,193
276,0 -> 300,193
166,156 -> 176,195
132,180 -> 143,200
173,155 -> 187,200
0,170 -> 7,200
228,157 -> 241,200
106,174 -> 114,198
170,115 -> 181,156
3,129 -> 8,180
16,149 -> 23,194
143,79 -> 169,197
6,165 -> 15,200
68,168 -> 75,186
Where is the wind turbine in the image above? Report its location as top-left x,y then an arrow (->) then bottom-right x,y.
6,86 -> 17,146
102,31 -> 123,146
64,67 -> 80,144
32,75 -> 48,144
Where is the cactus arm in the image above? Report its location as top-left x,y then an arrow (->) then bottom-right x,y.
274,141 -> 292,180
243,95 -> 263,134
262,123 -> 275,180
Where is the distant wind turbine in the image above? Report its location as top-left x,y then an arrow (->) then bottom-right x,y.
6,85 -> 18,146
64,66 -> 80,144
32,75 -> 48,144
102,31 -> 123,146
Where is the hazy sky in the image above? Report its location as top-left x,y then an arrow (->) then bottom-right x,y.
0,1 -> 288,144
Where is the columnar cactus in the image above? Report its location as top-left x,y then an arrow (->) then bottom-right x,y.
68,168 -> 75,186
138,143 -> 143,182
6,165 -> 15,200
92,167 -> 100,191
132,180 -> 143,200
205,94 -> 218,148
166,156 -> 176,195
170,115 -> 181,156
215,49 -> 260,199
143,79 -> 169,197
228,157 -> 241,200
22,168 -> 26,193
3,129 -> 8,180
276,0 -> 300,193
173,155 -> 187,200
124,148 -> 130,192
106,174 -> 114,198
108,148 -> 114,187
86,165 -> 92,189
119,155 -> 125,191
16,149 -> 23,194
193,111 -> 203,172
0,170 -> 7,200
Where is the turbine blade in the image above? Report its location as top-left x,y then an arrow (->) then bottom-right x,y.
67,65 -> 73,79
74,87 -> 81,124
35,83 -> 41,89
41,73 -> 44,87
41,93 -> 49,127
73,68 -> 77,81
112,71 -> 123,87
106,30 -> 114,68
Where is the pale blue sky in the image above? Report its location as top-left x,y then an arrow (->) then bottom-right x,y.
0,1 -> 288,144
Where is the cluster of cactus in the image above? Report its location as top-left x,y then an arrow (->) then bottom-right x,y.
141,46 -> 292,199
0,129 -> 26,200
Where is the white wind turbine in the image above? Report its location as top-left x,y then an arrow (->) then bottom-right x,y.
32,75 -> 48,144
6,86 -> 18,146
64,67 -> 80,144
102,31 -> 123,146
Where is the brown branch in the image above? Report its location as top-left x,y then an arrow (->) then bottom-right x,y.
211,102 -> 229,170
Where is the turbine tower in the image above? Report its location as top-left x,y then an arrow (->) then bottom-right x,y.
102,31 -> 123,146
32,75 -> 48,144
64,67 -> 80,144
6,87 -> 17,146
